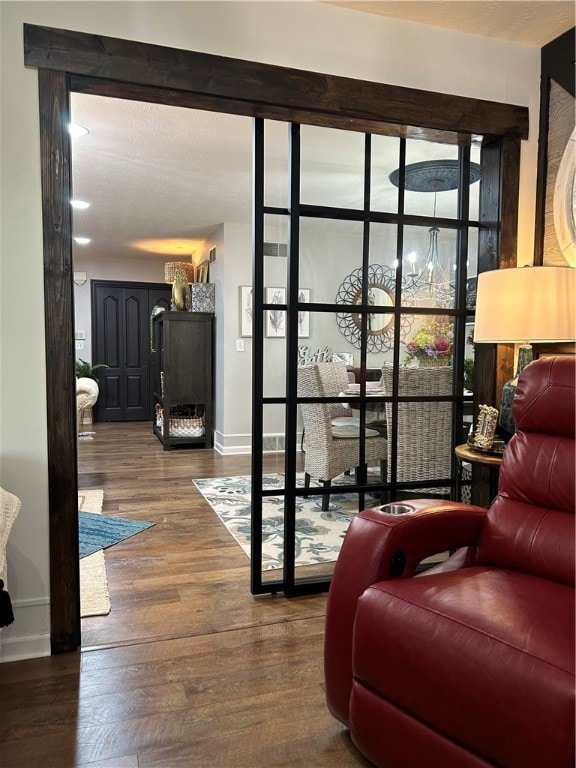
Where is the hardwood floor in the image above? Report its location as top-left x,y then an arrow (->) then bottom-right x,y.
0,422 -> 372,767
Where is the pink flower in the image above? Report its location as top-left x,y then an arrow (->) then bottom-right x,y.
434,338 -> 451,356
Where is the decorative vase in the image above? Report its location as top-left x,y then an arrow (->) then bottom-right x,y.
191,282 -> 215,313
170,267 -> 191,311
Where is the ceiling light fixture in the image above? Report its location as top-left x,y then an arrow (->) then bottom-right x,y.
70,199 -> 90,209
389,160 -> 481,307
74,236 -> 91,245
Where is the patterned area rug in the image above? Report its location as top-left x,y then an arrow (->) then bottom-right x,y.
194,473 -> 371,571
78,490 -> 110,617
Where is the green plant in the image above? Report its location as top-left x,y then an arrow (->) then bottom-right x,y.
75,359 -> 108,380
464,358 -> 475,392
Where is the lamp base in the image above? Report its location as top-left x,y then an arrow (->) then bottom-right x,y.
497,345 -> 533,441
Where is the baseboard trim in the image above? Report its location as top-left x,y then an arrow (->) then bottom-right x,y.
0,595 -> 51,662
0,631 -> 51,662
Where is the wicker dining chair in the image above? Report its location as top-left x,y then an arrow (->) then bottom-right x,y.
316,361 -> 356,423
380,364 -> 453,493
298,364 -> 387,511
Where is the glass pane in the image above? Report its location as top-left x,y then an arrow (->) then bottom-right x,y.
400,224 -> 457,309
379,383 -> 453,487
293,487 -> 361,583
301,217 -> 364,302
403,139 -> 459,219
263,334 -> 286,398
469,142 -> 482,220
371,134 -> 401,213
263,214 -> 289,290
296,311 -> 334,365
262,403 -> 287,456
396,314 -> 455,375
264,120 -> 289,210
369,222 -> 398,271
466,227 -> 479,310
300,125 -> 365,209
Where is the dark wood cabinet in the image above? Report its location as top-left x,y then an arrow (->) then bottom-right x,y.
152,312 -> 214,449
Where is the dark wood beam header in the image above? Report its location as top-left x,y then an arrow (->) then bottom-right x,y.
24,23 -> 529,140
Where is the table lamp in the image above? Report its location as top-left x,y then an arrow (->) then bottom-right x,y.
473,265 -> 576,438
164,261 -> 195,311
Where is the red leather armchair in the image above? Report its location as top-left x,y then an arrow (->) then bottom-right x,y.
324,356 -> 575,768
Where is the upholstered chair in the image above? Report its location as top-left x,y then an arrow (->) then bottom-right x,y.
380,364 -> 452,491
298,364 -> 387,511
76,377 -> 99,430
315,361 -> 356,423
324,356 -> 575,768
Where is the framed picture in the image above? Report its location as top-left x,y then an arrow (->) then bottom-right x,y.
239,285 -> 253,337
473,404 -> 499,450
195,260 -> 209,283
265,287 -> 286,338
297,288 -> 310,338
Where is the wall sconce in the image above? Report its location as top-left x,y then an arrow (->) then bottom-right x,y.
474,265 -> 576,437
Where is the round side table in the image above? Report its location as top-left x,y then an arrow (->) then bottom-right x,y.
455,443 -> 503,506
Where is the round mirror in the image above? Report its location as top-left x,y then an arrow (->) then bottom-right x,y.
352,284 -> 394,333
336,264 -> 413,352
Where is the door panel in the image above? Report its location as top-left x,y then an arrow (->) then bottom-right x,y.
93,281 -> 171,421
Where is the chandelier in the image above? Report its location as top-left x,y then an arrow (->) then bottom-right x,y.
389,159 -> 481,307
403,193 -> 455,307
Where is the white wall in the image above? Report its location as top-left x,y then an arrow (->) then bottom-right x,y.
0,0 -> 540,660
73,256 -> 168,362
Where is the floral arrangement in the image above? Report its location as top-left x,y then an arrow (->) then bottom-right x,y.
404,316 -> 453,365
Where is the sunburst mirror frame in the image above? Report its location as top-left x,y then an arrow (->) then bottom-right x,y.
335,264 -> 413,352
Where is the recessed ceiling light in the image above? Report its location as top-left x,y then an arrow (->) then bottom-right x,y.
70,199 -> 90,209
68,123 -> 90,137
74,236 -> 91,245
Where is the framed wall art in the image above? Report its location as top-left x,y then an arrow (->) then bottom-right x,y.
297,288 -> 310,338
239,285 -> 253,337
195,260 -> 209,283
265,287 -> 286,338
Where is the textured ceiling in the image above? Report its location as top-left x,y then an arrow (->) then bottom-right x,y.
70,5 -> 574,265
323,1 -> 575,46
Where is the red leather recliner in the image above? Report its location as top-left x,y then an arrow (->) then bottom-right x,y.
324,356 -> 575,768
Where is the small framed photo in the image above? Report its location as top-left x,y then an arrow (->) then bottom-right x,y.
195,260 -> 209,283
474,404 -> 499,450
265,287 -> 286,338
239,286 -> 253,338
297,288 -> 310,338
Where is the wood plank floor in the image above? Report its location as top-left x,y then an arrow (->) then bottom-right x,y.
0,422 -> 372,767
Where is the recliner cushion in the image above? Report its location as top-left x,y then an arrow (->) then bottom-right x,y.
352,567 -> 575,768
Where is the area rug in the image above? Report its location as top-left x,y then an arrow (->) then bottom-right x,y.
79,511 -> 155,558
78,490 -> 110,617
193,473 -> 365,570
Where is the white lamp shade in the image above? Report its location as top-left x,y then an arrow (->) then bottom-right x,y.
473,266 -> 576,343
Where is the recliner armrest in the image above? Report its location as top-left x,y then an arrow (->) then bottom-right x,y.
324,500 -> 487,725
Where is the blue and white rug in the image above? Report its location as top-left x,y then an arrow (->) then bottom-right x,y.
79,511 -> 155,559
193,473 -> 371,571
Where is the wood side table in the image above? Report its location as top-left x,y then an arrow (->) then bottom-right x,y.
455,443 -> 503,507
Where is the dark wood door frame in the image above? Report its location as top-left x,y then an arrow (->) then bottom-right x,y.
24,23 -> 527,653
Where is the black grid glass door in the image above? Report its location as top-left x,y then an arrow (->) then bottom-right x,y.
250,119 -> 479,595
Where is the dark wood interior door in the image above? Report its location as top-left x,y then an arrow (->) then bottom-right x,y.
92,281 -> 171,421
